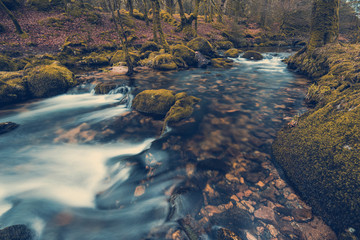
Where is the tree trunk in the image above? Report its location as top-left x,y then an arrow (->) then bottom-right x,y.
151,0 -> 170,52
0,0 -> 24,34
127,0 -> 133,16
177,0 -> 187,30
308,0 -> 340,50
143,0 -> 149,26
260,0 -> 268,27
194,0 -> 200,32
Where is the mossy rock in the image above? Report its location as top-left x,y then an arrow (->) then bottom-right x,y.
164,93 -> 200,124
80,53 -> 110,67
28,0 -> 63,11
24,54 -> 57,69
187,37 -> 215,57
25,63 -> 75,98
132,89 -> 175,115
133,9 -> 145,20
211,58 -> 234,68
94,82 -> 119,94
242,51 -> 264,60
152,54 -> 178,71
110,50 -> 140,66
140,41 -> 160,53
160,10 -> 178,26
0,71 -> 28,104
114,9 -> 135,28
0,54 -> 17,71
216,41 -> 234,50
171,44 -> 196,66
182,25 -> 197,41
224,48 -> 241,58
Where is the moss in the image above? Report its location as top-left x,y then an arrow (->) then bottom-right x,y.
25,62 -> 75,98
110,50 -> 140,66
0,71 -> 27,104
171,44 -> 196,66
80,52 -> 110,67
28,0 -> 63,11
0,54 -> 17,71
132,89 -> 175,115
152,54 -> 178,71
164,95 -> 200,123
94,82 -> 118,94
160,10 -> 178,26
187,37 -> 215,57
140,41 -> 160,53
224,48 -> 241,58
242,51 -> 263,60
274,43 -> 360,236
24,54 -> 57,69
216,41 -> 234,50
133,9 -> 145,20
210,58 -> 233,68
182,25 -> 197,41
114,9 -> 135,28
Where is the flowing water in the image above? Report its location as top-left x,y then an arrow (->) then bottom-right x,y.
0,53 -> 313,239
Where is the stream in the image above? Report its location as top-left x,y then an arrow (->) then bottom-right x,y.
0,53 -> 334,239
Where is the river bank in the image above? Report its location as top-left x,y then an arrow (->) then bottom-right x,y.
273,43 -> 360,239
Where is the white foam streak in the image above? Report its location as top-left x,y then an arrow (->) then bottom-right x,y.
0,139 -> 154,211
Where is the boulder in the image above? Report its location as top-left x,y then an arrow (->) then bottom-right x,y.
0,225 -> 33,240
164,93 -> 200,124
140,41 -> 160,53
171,44 -> 196,66
224,48 -> 241,58
110,50 -> 140,66
187,37 -> 215,57
211,58 -> 233,68
0,71 -> 28,104
242,51 -> 264,60
0,122 -> 19,134
152,54 -> 178,71
195,51 -> 210,68
25,62 -> 75,98
216,41 -> 234,50
132,89 -> 175,115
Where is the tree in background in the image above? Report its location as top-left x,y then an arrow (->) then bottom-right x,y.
308,0 -> 340,50
151,0 -> 170,51
0,0 -> 24,34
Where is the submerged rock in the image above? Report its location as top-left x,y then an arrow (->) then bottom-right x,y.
242,51 -> 263,60
0,225 -> 33,240
224,48 -> 242,58
132,89 -> 176,115
0,122 -> 19,134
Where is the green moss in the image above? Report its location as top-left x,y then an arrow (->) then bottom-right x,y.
140,41 -> 160,53
28,0 -> 63,11
216,41 -> 234,50
187,37 -> 215,57
94,82 -> 118,94
224,48 -> 241,58
171,44 -> 196,66
0,54 -> 17,71
132,89 -> 175,115
210,58 -> 233,68
133,9 -> 145,20
0,71 -> 27,104
25,63 -> 75,98
160,10 -> 178,27
110,50 -> 139,66
242,51 -> 263,60
80,52 -> 110,67
182,25 -> 197,41
152,54 -> 178,71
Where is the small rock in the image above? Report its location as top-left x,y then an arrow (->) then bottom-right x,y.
195,51 -> 210,68
217,227 -> 243,240
0,122 -> 19,135
254,206 -> 276,224
275,179 -> 286,190
0,225 -> 33,240
291,208 -> 313,223
267,224 -> 279,237
242,51 -> 264,60
245,231 -> 258,240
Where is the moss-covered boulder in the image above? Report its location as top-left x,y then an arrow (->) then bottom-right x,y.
171,44 -> 196,66
80,53 -> 110,67
216,41 -> 234,50
0,54 -> 18,71
0,71 -> 28,104
140,41 -> 160,53
164,93 -> 200,124
224,48 -> 241,58
152,54 -> 178,71
160,10 -> 178,26
110,50 -> 140,66
94,82 -> 119,94
25,63 -> 75,98
210,58 -> 233,68
132,89 -> 175,115
187,37 -> 215,57
274,43 -> 360,236
242,51 -> 263,60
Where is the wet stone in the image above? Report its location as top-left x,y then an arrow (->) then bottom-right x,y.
216,227 -> 243,240
0,122 -> 19,135
211,207 -> 254,233
254,206 -> 276,224
291,208 -> 313,223
0,225 -> 33,240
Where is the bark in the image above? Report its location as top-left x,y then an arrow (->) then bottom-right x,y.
260,0 -> 268,27
0,0 -> 24,34
127,0 -> 133,16
308,0 -> 340,50
194,0 -> 201,32
143,0 -> 149,26
151,0 -> 170,52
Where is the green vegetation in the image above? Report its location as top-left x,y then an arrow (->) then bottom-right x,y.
273,43 -> 360,235
152,54 -> 178,70
140,41 -> 160,53
0,71 -> 27,104
216,41 -> 234,50
132,89 -> 176,115
224,48 -> 241,58
171,44 -> 196,66
25,62 -> 75,98
110,50 -> 139,66
187,37 -> 215,57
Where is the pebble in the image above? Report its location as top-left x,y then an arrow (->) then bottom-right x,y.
254,206 -> 276,224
